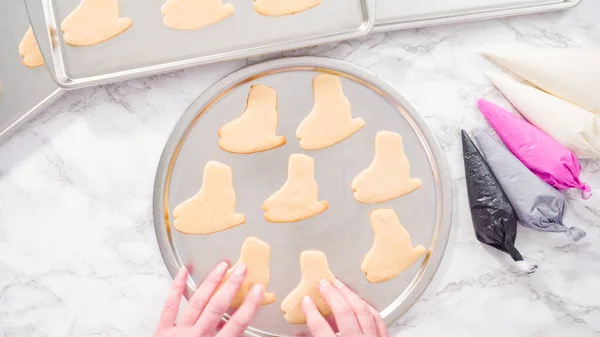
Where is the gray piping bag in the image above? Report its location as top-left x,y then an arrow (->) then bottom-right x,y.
473,129 -> 586,242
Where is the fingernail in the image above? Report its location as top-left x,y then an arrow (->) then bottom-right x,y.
319,279 -> 331,289
234,263 -> 246,276
302,295 -> 313,306
175,267 -> 188,284
252,284 -> 263,297
215,261 -> 228,275
333,279 -> 346,289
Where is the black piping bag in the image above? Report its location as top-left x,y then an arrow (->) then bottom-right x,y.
473,129 -> 586,242
462,130 -> 537,274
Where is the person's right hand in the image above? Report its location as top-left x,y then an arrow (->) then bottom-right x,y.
301,279 -> 388,337
154,261 -> 263,337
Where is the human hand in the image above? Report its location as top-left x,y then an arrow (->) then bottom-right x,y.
155,261 -> 263,337
302,279 -> 388,337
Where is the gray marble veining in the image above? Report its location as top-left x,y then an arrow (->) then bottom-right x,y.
1,1 -> 600,336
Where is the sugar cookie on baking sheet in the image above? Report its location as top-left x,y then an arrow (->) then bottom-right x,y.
19,26 -> 45,68
296,74 -> 365,150
221,237 -> 276,308
161,0 -> 235,30
352,131 -> 422,204
361,209 -> 426,283
262,154 -> 328,223
61,0 -> 132,46
173,161 -> 245,234
281,250 -> 334,324
218,84 -> 286,154
254,0 -> 321,16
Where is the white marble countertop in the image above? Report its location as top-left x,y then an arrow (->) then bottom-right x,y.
2,1 -> 600,336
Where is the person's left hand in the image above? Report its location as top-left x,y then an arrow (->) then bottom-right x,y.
154,261 -> 263,337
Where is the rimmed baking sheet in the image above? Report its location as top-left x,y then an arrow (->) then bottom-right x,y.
25,0 -> 375,89
153,57 -> 453,336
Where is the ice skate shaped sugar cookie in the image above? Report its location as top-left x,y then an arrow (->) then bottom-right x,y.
352,131 -> 422,203
262,154 -> 328,223
221,237 -> 276,308
162,0 -> 235,30
361,209 -> 426,283
61,0 -> 132,46
296,74 -> 365,150
281,251 -> 334,324
254,0 -> 321,16
218,85 -> 286,154
173,161 -> 245,234
19,27 -> 44,68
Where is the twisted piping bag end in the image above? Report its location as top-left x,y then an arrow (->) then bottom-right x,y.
565,227 -> 586,242
515,260 -> 538,274
507,245 -> 537,274
582,184 -> 592,200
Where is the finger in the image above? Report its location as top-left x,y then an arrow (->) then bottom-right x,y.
178,261 -> 229,327
217,284 -> 263,336
194,263 -> 247,335
333,279 -> 377,336
156,267 -> 188,333
368,304 -> 389,337
324,314 -> 339,333
302,296 -> 336,337
318,279 -> 362,336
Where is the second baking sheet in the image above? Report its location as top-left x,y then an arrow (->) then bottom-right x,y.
375,0 -> 579,32
26,0 -> 374,88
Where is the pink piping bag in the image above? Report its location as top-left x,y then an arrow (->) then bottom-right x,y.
477,99 -> 592,199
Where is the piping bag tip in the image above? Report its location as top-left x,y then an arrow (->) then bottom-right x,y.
477,98 -> 491,109
476,99 -> 501,119
516,261 -> 538,274
476,99 -> 508,126
565,227 -> 587,242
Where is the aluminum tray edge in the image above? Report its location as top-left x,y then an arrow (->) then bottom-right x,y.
153,56 -> 453,332
373,0 -> 580,32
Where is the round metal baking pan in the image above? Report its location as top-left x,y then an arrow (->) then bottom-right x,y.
153,56 -> 453,336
